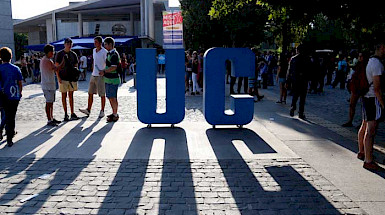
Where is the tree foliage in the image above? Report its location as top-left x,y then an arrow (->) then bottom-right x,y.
180,0 -> 226,50
208,0 -> 385,51
14,33 -> 28,61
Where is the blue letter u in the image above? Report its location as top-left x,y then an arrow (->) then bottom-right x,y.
136,49 -> 185,125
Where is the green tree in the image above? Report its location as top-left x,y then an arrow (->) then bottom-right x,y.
209,0 -> 268,47
180,0 -> 226,50
14,33 -> 28,61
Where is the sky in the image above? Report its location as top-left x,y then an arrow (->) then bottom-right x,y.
12,0 -> 181,20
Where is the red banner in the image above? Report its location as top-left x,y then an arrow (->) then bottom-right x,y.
163,12 -> 183,27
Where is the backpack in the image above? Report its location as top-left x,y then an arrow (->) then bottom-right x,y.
350,56 -> 383,97
349,61 -> 370,96
64,55 -> 80,82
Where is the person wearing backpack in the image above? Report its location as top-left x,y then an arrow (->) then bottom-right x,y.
343,53 -> 367,127
55,38 -> 80,121
357,42 -> 385,172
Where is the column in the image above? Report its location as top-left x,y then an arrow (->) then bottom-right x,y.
140,0 -> 145,36
144,0 -> 149,36
78,13 -> 83,37
52,12 -> 57,41
148,0 -> 155,39
129,12 -> 134,35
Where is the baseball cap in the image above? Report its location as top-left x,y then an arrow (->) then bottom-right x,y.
64,38 -> 73,44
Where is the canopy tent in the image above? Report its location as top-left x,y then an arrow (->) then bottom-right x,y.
72,45 -> 91,50
25,36 -> 139,52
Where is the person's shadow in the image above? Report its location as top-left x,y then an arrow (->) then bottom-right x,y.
0,124 -> 65,180
0,118 -> 112,215
206,128 -> 341,214
99,127 -> 198,215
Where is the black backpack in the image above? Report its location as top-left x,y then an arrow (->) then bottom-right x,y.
64,54 -> 80,82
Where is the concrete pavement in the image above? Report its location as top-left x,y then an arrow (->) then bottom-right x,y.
0,74 -> 383,214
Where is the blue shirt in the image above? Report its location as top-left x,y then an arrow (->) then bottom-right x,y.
338,60 -> 348,72
0,63 -> 23,100
158,54 -> 166,65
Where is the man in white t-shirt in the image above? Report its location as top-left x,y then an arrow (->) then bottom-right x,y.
358,42 -> 385,172
79,54 -> 87,81
79,36 -> 107,118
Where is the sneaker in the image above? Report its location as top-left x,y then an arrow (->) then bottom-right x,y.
99,110 -> 105,118
257,95 -> 264,101
64,114 -> 70,122
342,122 -> 353,127
299,114 -> 307,120
191,92 -> 195,96
7,141 -> 13,147
79,108 -> 90,116
290,109 -> 295,117
47,121 -> 57,127
107,114 -> 119,123
363,161 -> 381,171
107,114 -> 114,119
70,113 -> 79,121
52,118 -> 61,124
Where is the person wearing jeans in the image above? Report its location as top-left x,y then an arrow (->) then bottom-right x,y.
191,51 -> 200,95
0,47 -> 23,147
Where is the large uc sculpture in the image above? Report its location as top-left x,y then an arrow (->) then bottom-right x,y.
136,48 -> 255,128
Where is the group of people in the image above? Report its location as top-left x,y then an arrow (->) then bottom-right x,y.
278,42 -> 385,172
185,50 -> 204,95
44,36 -> 122,125
0,36 -> 126,147
20,54 -> 42,83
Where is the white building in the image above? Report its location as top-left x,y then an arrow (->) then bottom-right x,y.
0,0 -> 15,52
14,0 -> 175,48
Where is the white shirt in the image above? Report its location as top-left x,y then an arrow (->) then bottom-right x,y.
92,48 -> 108,76
365,57 -> 384,98
80,56 -> 87,69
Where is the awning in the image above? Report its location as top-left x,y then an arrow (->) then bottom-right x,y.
25,36 -> 138,51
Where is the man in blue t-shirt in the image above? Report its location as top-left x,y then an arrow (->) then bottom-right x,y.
0,47 -> 23,147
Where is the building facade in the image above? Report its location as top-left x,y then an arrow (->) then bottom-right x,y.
0,0 -> 15,53
14,0 -> 171,48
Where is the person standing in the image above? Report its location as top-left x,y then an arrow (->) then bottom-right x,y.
99,37 -> 120,122
41,45 -> 63,126
191,51 -> 200,95
332,56 -> 348,89
79,53 -> 87,81
120,53 -> 128,83
0,47 -> 23,147
276,53 -> 289,104
288,44 -> 311,119
79,36 -> 107,118
55,38 -> 80,121
32,54 -> 41,83
20,56 -> 27,82
357,42 -> 385,171
343,53 -> 366,127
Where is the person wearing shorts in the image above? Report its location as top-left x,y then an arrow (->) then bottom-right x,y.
55,38 -> 79,121
357,41 -> 385,172
41,45 -> 63,126
79,36 -> 107,118
99,37 -> 120,123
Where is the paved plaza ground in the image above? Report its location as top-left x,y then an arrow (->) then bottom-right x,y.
0,74 -> 384,215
